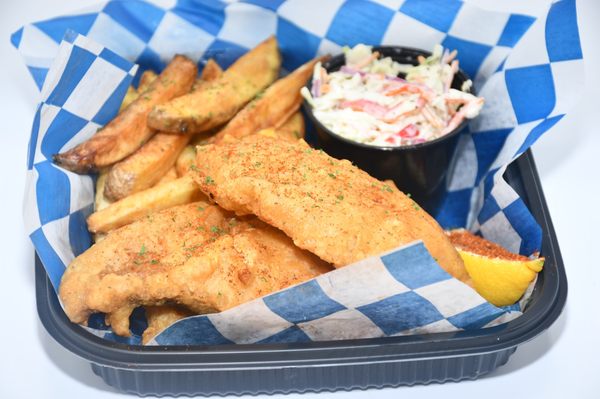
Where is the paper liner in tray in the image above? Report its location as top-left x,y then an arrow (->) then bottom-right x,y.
15,0 -> 583,345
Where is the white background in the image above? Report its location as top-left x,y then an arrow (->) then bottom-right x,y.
1,0 -> 598,397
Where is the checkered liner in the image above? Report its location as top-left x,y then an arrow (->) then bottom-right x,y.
149,242 -> 517,345
14,0 -> 582,345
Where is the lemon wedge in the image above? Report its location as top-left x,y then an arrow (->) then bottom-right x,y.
447,229 -> 544,307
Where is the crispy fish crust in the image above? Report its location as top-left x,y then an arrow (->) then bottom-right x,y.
142,305 -> 194,344
54,55 -> 197,173
191,136 -> 470,284
59,202 -> 331,328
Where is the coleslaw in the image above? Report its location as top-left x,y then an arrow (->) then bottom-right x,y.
302,44 -> 484,147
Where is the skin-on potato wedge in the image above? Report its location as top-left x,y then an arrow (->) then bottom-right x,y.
192,59 -> 223,91
277,111 -> 305,140
104,59 -> 225,200
156,166 -> 178,185
119,86 -> 139,112
211,56 -> 325,144
147,36 -> 281,134
272,111 -> 305,141
175,145 -> 196,177
139,70 -> 158,92
87,175 -> 204,234
94,171 -> 112,212
118,69 -> 158,114
54,55 -> 197,174
175,127 -> 221,176
104,133 -> 190,201
93,171 -> 112,243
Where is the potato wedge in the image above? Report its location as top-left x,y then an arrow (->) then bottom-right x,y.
211,56 -> 324,144
273,111 -> 305,141
252,113 -> 304,143
104,133 -> 190,201
87,175 -> 203,234
192,59 -> 222,91
147,36 -> 281,134
175,145 -> 196,177
54,55 -> 197,173
156,166 -> 178,185
119,86 -> 139,112
119,69 -> 158,113
104,58 -> 225,199
94,171 -> 112,212
139,70 -> 158,92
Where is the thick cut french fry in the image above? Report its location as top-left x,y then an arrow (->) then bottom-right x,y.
94,171 -> 112,212
273,111 -> 305,141
156,166 -> 178,185
104,132 -> 190,201
119,69 -> 158,114
87,176 -> 203,234
139,70 -> 158,92
119,86 -> 139,112
175,145 -> 196,177
252,113 -> 304,143
147,37 -> 281,134
93,171 -> 112,243
105,58 -> 225,199
54,55 -> 197,173
211,56 -> 324,144
192,59 -> 222,91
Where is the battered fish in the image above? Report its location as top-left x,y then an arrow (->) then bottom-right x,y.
59,202 -> 331,331
142,305 -> 194,344
191,136 -> 470,284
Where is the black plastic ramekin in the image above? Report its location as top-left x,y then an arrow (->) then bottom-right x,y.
303,46 -> 474,212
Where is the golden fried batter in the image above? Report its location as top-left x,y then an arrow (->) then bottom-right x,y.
59,202 -> 331,330
191,136 -> 470,284
142,305 -> 194,344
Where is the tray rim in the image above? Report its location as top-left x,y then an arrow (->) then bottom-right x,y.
35,149 -> 568,371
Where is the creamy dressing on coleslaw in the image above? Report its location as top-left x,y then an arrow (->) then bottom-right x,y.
302,44 -> 484,147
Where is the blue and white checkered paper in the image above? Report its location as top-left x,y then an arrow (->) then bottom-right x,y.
149,242 -> 516,345
14,0 -> 582,345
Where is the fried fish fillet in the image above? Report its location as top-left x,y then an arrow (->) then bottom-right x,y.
142,305 -> 194,344
59,202 -> 331,331
191,136 -> 470,284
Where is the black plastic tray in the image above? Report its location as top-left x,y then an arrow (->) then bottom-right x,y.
35,149 -> 567,396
